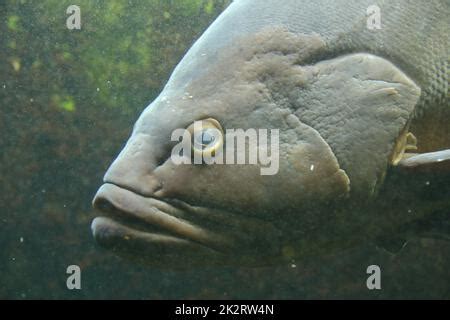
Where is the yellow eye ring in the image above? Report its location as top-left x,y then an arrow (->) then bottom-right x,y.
187,118 -> 224,158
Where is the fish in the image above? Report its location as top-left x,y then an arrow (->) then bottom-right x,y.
91,0 -> 449,267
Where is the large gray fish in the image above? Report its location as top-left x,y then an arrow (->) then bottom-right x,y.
91,0 -> 450,266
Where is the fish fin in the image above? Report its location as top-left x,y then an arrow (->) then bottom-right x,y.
395,149 -> 450,173
374,236 -> 409,255
390,131 -> 418,166
376,210 -> 450,255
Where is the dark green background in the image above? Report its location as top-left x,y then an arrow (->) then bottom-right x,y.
1,0 -> 449,299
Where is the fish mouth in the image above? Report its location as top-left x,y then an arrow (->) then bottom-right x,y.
91,183 -> 228,264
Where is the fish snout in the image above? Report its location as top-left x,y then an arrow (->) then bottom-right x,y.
100,127 -> 177,197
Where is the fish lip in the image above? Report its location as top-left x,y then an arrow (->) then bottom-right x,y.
90,216 -> 224,266
91,183 -> 226,253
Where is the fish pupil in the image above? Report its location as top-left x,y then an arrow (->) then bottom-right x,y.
197,130 -> 216,148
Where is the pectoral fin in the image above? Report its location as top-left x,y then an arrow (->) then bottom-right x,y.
375,236 -> 409,255
376,210 -> 450,256
396,149 -> 450,173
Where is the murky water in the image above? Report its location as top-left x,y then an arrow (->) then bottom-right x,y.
1,0 -> 449,299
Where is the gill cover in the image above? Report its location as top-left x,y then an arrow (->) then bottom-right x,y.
292,53 -> 421,198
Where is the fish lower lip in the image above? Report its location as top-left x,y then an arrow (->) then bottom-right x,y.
91,216 -> 193,246
90,216 -> 222,263
91,183 -> 225,251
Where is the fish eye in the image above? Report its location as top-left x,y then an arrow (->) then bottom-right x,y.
194,129 -> 217,148
187,118 -> 224,157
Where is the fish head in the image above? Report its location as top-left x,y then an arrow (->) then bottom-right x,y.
91,30 -> 355,266
91,27 -> 421,267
